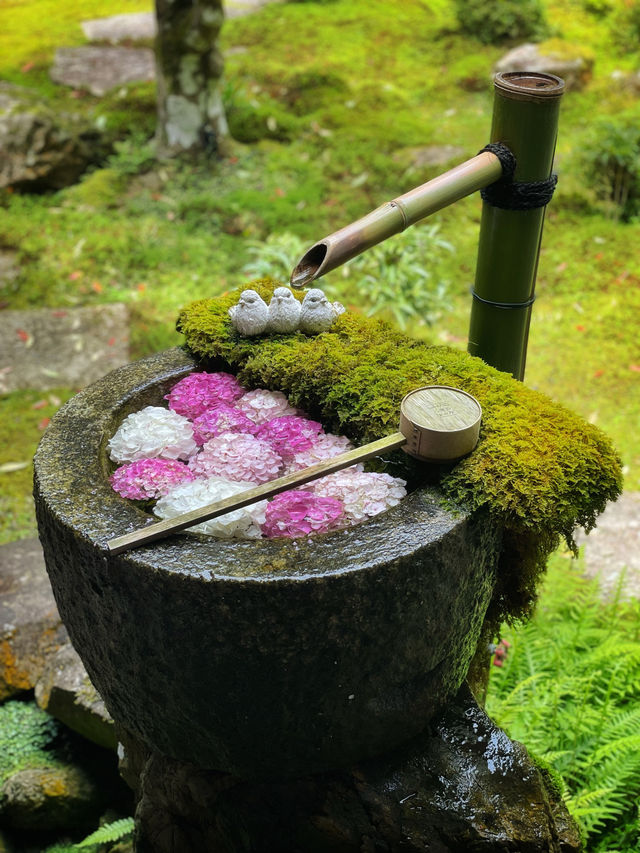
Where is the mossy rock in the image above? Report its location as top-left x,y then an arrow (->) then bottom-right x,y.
177,278 -> 623,625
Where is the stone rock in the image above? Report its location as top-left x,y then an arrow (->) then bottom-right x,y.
611,69 -> 640,95
50,47 -> 155,97
34,347 -> 501,779
1,765 -> 101,831
0,83 -> 111,191
495,42 -> 594,91
0,304 -> 129,392
119,686 -> 581,852
82,12 -> 157,44
0,250 -> 19,287
35,643 -> 117,751
0,539 -> 68,701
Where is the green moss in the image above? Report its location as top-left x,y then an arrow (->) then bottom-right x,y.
0,699 -> 61,784
176,279 -> 623,625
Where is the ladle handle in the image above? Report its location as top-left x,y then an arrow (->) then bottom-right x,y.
107,432 -> 407,554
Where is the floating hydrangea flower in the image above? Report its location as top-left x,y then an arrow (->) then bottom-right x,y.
192,404 -> 258,445
235,389 -> 300,425
165,372 -> 245,419
256,415 -> 323,460
154,477 -> 266,539
108,406 -> 197,464
312,469 -> 407,523
190,432 -> 283,484
262,490 -> 344,539
283,433 -> 360,474
110,458 -> 195,500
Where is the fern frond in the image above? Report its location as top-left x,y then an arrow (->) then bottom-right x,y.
75,817 -> 135,848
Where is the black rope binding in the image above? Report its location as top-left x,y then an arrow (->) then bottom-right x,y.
470,286 -> 536,310
479,142 -> 558,211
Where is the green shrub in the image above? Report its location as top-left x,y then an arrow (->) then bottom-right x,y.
610,0 -> 640,52
487,556 -> 640,850
454,0 -> 549,44
582,110 -> 640,222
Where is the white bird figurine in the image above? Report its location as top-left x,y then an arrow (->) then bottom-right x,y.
267,287 -> 302,333
229,290 -> 269,336
299,288 -> 336,334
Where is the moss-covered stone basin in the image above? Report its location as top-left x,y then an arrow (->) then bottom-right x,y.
34,347 -> 501,779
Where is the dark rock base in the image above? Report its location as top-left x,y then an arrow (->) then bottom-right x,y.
119,686 -> 582,853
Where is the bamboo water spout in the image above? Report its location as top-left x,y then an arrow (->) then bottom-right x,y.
290,151 -> 503,288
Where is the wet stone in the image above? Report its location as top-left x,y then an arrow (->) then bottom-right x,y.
34,348 -> 501,779
0,539 -> 68,701
120,686 -> 581,852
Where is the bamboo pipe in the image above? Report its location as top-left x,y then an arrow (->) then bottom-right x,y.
468,72 -> 564,380
290,151 -> 503,288
107,386 -> 481,555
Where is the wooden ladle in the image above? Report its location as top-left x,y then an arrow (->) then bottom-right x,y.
107,386 -> 481,555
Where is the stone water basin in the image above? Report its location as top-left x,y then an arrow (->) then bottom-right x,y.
34,347 -> 500,779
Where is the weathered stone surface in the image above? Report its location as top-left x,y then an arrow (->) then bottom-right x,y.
495,42 -> 594,92
34,348 -> 501,779
0,539 -> 68,701
82,12 -> 157,44
118,686 -> 581,852
611,69 -> 640,94
0,304 -> 129,392
35,643 -> 117,751
0,765 -> 102,831
50,47 -> 155,97
0,83 -> 110,191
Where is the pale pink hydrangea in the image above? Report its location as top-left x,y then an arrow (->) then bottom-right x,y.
108,406 -> 197,464
312,469 -> 407,523
283,433 -> 361,474
154,477 -> 266,539
165,372 -> 245,419
189,432 -> 283,484
235,389 -> 300,425
262,490 -> 345,539
256,415 -> 323,460
192,404 -> 258,445
110,458 -> 195,500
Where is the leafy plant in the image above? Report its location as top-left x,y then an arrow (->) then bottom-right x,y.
75,816 -> 135,849
486,556 -> 640,850
453,0 -> 548,44
242,232 -> 307,282
343,224 -> 454,329
582,110 -> 640,222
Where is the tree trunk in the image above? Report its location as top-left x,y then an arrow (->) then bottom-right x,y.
154,0 -> 229,157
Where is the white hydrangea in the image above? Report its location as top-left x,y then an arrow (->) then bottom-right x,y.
154,476 -> 267,539
235,389 -> 300,425
108,406 -> 197,464
312,469 -> 407,523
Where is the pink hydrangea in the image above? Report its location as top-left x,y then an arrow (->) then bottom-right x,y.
189,432 -> 283,484
235,389 -> 300,425
165,372 -> 245,419
312,469 -> 407,523
284,432 -> 359,474
192,404 -> 258,445
262,490 -> 345,538
256,415 -> 323,460
110,458 -> 196,500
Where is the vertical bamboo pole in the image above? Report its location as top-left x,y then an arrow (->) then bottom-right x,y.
467,72 -> 564,380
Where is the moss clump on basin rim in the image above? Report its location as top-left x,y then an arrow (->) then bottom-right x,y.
176,278 -> 623,627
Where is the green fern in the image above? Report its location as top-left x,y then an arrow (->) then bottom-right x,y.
75,816 -> 135,849
487,554 -> 640,851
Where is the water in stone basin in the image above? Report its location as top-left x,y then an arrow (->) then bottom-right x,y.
107,370 -> 407,540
